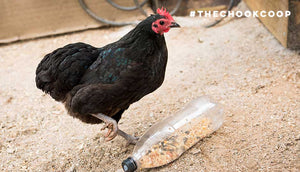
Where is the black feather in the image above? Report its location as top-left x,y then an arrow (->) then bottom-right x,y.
36,43 -> 100,101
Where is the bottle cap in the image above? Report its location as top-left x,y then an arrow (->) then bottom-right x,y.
122,157 -> 137,172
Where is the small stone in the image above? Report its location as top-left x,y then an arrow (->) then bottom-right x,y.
191,149 -> 201,155
66,164 -> 76,172
149,113 -> 154,117
7,148 -> 15,154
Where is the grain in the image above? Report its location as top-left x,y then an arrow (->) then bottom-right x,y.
139,118 -> 212,168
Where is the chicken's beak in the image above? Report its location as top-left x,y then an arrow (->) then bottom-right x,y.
170,22 -> 180,28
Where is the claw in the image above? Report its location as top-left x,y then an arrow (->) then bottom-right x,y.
91,113 -> 118,141
102,122 -> 118,141
91,113 -> 139,144
101,124 -> 107,131
105,123 -> 118,141
104,128 -> 112,138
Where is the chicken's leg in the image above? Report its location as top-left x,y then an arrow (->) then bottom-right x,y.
118,129 -> 139,145
91,113 -> 138,145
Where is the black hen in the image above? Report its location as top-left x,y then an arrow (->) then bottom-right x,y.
35,8 -> 180,144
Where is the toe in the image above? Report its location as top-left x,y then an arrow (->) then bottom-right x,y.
101,124 -> 108,130
104,128 -> 112,138
105,123 -> 118,141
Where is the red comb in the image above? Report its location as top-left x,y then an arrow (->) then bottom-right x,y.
156,7 -> 174,21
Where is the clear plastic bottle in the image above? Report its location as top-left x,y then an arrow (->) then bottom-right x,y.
122,96 -> 224,172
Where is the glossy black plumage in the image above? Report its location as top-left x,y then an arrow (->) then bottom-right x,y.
36,14 -> 168,124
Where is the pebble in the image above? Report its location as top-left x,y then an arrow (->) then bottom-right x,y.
7,148 -> 15,154
190,149 -> 201,155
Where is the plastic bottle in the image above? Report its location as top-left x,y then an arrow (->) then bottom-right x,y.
122,96 -> 224,172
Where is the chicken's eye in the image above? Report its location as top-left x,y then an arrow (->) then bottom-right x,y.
159,21 -> 165,25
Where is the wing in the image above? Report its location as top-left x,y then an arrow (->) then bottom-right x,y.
68,62 -> 151,115
79,46 -> 133,85
35,42 -> 101,101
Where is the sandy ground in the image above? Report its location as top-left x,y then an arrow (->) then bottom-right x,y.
0,13 -> 299,172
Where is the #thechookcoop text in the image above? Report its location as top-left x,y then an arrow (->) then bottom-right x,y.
190,10 -> 291,18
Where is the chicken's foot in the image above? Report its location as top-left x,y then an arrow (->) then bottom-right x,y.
92,113 -> 118,141
91,113 -> 138,145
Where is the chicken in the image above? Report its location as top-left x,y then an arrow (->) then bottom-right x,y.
35,8 -> 180,145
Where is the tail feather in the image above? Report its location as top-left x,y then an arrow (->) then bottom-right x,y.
35,42 -> 100,101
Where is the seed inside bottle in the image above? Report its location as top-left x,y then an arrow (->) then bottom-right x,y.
139,118 -> 212,168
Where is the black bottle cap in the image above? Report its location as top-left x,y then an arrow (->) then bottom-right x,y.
122,157 -> 137,172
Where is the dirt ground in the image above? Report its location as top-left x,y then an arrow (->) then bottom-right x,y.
0,11 -> 299,172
